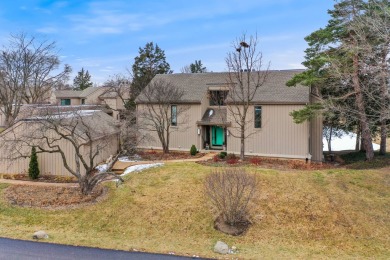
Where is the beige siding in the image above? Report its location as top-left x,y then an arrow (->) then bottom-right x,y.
137,104 -> 202,151
0,122 -> 119,176
226,104 -> 310,159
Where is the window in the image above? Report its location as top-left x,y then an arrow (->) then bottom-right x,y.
81,99 -> 85,105
209,90 -> 228,106
60,99 -> 71,106
171,105 -> 177,126
254,106 -> 262,128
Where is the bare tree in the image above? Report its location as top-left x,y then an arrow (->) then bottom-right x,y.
1,107 -> 123,195
205,168 -> 257,235
137,79 -> 189,153
102,74 -> 132,110
225,33 -> 270,160
0,33 -> 71,126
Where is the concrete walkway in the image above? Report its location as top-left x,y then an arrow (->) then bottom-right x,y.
0,152 -> 217,187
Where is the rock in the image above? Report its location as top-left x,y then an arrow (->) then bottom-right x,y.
32,230 -> 49,240
214,241 -> 229,254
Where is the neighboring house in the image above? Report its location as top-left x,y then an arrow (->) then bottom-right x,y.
98,87 -> 130,120
54,87 -> 107,106
0,109 -> 119,176
136,70 -> 323,162
53,86 -> 129,120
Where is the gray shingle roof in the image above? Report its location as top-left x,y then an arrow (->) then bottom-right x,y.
136,70 -> 309,104
54,87 -> 105,99
197,108 -> 230,126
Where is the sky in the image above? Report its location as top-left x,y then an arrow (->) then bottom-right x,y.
0,0 -> 334,84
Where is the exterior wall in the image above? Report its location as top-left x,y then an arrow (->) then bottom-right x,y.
226,104 -> 310,159
137,104 -> 202,151
0,111 -> 6,127
309,95 -> 324,162
0,122 -> 119,176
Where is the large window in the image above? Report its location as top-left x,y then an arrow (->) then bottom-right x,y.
60,99 -> 71,106
254,106 -> 262,128
209,90 -> 228,106
171,105 -> 177,126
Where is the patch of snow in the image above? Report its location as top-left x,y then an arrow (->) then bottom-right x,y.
118,154 -> 141,162
120,163 -> 164,177
95,163 -> 108,173
323,133 -> 380,152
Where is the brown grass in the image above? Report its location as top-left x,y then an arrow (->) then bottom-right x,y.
0,164 -> 389,259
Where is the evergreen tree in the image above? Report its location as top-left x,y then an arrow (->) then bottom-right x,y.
131,42 -> 171,99
73,68 -> 93,90
181,60 -> 207,73
28,146 -> 40,180
286,0 -> 390,161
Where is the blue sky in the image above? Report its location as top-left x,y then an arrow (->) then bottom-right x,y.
0,0 -> 334,84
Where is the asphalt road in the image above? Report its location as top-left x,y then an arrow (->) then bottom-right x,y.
0,237 -> 201,260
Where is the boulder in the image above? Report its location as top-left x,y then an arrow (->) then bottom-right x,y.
214,241 -> 229,254
33,230 -> 49,240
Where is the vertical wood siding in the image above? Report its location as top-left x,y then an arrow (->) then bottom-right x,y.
226,104 -> 310,158
0,122 -> 119,176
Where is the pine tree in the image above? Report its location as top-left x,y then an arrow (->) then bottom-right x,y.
286,0 -> 387,161
131,42 -> 171,99
73,68 -> 93,90
28,146 -> 40,180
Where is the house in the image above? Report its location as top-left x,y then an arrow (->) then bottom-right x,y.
136,70 -> 323,162
53,86 -> 129,120
54,87 -> 107,106
0,109 -> 120,176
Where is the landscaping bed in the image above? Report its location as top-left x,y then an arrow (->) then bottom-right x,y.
0,173 -> 77,183
4,185 -> 106,209
197,153 -> 334,170
136,149 -> 205,160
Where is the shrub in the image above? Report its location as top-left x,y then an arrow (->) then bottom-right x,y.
249,157 -> 262,165
226,158 -> 239,165
226,153 -> 237,160
213,154 -> 221,162
219,151 -> 227,159
190,145 -> 197,156
205,168 -> 257,226
28,146 -> 40,180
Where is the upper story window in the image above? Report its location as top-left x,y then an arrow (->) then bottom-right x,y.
171,105 -> 177,126
60,99 -> 71,106
209,90 -> 228,106
254,106 -> 262,128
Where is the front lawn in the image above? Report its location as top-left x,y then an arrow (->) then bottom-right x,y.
0,163 -> 389,259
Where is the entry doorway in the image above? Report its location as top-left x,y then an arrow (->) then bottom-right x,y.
211,126 -> 224,147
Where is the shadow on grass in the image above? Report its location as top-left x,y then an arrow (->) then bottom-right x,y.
340,151 -> 390,169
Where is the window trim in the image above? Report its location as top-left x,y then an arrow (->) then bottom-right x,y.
254,106 -> 262,128
171,105 -> 177,126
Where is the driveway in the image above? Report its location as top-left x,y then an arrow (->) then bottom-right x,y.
0,237 -> 202,260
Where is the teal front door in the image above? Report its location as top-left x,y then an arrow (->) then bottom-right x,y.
211,126 -> 224,146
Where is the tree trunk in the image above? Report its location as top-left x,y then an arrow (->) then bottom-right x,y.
379,54 -> 388,155
355,126 -> 361,151
240,124 -> 245,160
327,126 -> 333,153
352,54 -> 374,161
79,176 -> 94,195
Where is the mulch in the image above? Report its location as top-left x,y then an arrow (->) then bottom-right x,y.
137,150 -> 205,160
4,185 -> 107,209
197,155 -> 336,171
1,174 -> 77,183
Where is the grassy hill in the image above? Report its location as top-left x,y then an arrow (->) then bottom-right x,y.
0,162 -> 389,259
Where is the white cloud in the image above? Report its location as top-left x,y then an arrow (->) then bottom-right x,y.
36,27 -> 58,34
